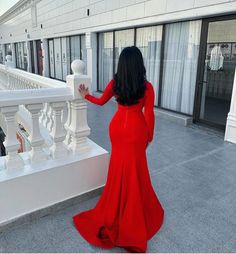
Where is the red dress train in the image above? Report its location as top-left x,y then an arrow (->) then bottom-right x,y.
72,79 -> 164,252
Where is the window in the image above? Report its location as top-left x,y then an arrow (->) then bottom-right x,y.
48,34 -> 87,81
98,32 -> 113,91
161,20 -> 201,114
81,35 -> 87,73
114,29 -> 135,72
0,45 -> 3,64
70,35 -> 80,62
49,39 -> 55,78
61,37 -> 70,80
5,43 -> 12,56
15,42 -> 28,71
98,20 -> 201,114
136,26 -> 163,105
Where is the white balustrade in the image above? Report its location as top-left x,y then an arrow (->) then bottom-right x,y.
0,59 -> 92,170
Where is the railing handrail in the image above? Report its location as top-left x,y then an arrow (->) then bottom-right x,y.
0,87 -> 73,107
0,63 -> 67,88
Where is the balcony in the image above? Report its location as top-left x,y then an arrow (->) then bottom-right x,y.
0,58 -> 236,252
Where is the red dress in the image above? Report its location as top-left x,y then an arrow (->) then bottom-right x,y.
72,79 -> 164,253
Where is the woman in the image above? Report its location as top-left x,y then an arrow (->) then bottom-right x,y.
73,46 -> 164,253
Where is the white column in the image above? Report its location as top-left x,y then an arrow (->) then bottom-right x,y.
0,106 -> 24,170
49,101 -> 68,159
26,103 -> 48,163
225,67 -> 236,143
66,60 -> 91,153
85,32 -> 97,93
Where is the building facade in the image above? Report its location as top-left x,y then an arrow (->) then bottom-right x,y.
0,0 -> 236,134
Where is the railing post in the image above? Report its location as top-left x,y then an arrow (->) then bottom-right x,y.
26,103 -> 48,163
66,60 -> 91,153
0,106 -> 25,170
49,101 -> 68,158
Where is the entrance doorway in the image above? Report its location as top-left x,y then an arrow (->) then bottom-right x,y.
194,15 -> 236,129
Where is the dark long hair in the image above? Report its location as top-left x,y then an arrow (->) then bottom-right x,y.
113,46 -> 146,105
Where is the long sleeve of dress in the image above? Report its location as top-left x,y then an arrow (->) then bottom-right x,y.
144,82 -> 155,143
84,79 -> 114,106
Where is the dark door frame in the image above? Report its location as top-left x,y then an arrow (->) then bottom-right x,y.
193,13 -> 236,130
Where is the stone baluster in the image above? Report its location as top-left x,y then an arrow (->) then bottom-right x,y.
26,103 -> 48,163
66,60 -> 91,153
0,106 -> 25,170
39,103 -> 47,124
64,101 -> 72,145
46,105 -> 54,132
49,101 -> 68,158
42,103 -> 49,127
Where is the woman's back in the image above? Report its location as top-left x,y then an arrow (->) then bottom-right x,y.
84,79 -> 155,143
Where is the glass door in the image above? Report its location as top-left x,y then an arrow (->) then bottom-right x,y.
195,17 -> 236,128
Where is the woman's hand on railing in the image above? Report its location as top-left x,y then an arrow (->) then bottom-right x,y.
78,83 -> 89,99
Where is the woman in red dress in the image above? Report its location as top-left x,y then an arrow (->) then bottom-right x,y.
73,46 -> 164,253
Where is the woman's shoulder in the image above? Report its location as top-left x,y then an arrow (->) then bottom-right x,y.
145,80 -> 154,95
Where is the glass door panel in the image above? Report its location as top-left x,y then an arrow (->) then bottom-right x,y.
114,29 -> 135,72
136,26 -> 163,106
199,19 -> 236,126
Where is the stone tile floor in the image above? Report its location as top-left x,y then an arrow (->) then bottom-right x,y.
1,100 -> 236,253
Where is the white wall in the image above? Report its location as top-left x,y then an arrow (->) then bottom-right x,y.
1,0 -> 236,44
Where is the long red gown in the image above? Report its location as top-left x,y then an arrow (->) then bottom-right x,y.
72,79 -> 164,253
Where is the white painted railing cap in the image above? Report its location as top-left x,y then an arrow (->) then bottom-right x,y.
71,59 -> 85,75
67,60 -> 91,100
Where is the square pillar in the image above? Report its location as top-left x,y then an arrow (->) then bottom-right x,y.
225,67 -> 236,143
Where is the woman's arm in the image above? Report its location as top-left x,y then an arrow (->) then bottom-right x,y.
144,82 -> 155,143
84,79 -> 114,106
